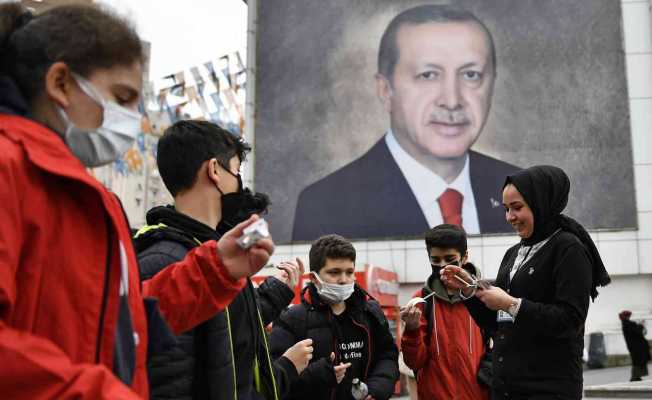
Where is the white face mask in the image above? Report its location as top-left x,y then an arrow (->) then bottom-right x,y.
311,272 -> 355,304
57,73 -> 142,167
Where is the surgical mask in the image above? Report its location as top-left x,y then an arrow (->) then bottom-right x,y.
57,73 -> 142,167
311,272 -> 355,304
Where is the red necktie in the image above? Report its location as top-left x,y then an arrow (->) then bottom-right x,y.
438,188 -> 463,226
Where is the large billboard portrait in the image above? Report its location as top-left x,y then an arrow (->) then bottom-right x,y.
254,0 -> 636,243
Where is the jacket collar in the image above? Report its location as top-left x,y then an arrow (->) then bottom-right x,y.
423,274 -> 462,304
0,114 -> 96,185
422,262 -> 482,304
0,114 -> 131,242
0,76 -> 30,117
145,205 -> 219,243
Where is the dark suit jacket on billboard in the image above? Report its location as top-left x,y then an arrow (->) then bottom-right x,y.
292,138 -> 520,241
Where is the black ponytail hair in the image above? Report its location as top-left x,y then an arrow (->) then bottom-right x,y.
0,2 -> 144,103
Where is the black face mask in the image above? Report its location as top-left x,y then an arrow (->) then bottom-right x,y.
217,187 -> 271,236
430,260 -> 460,280
214,163 -> 270,235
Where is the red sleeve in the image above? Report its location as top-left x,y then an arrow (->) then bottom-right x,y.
0,137 -> 139,399
400,292 -> 430,371
0,322 -> 139,399
142,240 -> 246,334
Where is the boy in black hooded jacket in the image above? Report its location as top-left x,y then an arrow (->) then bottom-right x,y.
135,120 -> 313,400
270,234 -> 399,400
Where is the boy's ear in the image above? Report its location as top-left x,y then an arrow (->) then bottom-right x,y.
461,250 -> 469,265
206,158 -> 220,185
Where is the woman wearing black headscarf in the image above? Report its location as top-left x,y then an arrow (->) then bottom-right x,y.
441,165 -> 610,400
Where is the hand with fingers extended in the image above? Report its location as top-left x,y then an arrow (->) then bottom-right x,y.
277,257 -> 305,290
400,304 -> 422,331
218,215 -> 275,280
476,286 -> 515,311
440,265 -> 476,297
283,338 -> 314,374
330,352 -> 351,384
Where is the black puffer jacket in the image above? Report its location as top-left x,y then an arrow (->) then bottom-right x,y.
270,284 -> 399,400
135,206 -> 297,400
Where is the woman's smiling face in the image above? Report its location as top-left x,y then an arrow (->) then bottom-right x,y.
503,183 -> 534,239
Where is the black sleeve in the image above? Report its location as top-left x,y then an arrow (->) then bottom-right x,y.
256,276 -> 295,325
365,302 -> 399,400
272,355 -> 299,399
269,309 -> 297,361
464,245 -> 519,334
289,356 -> 336,399
464,297 -> 498,333
137,240 -> 188,281
269,307 -> 336,398
515,241 -> 592,339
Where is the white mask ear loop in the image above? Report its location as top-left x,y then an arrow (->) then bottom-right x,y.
71,73 -> 107,113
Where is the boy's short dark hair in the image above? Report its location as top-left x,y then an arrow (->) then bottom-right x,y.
309,234 -> 356,272
425,224 -> 468,255
157,120 -> 251,197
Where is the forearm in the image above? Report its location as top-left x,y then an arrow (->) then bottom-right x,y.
400,328 -> 429,370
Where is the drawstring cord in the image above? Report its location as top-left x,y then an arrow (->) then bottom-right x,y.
469,315 -> 472,354
432,297 -> 440,357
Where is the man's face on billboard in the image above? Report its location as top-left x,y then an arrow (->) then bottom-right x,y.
378,21 -> 495,160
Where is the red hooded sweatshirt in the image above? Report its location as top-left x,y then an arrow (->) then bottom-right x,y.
401,275 -> 489,400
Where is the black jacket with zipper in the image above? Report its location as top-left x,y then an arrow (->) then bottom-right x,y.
135,205 -> 297,400
270,283 -> 399,400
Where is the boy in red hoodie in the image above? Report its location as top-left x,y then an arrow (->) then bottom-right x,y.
400,224 -> 490,400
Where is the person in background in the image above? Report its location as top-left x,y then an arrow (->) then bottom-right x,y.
135,120 -> 311,399
619,310 -> 651,381
270,234 -> 399,400
441,165 -> 611,400
0,3 -> 273,398
400,224 -> 489,400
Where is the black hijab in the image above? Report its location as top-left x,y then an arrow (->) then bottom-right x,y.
504,165 -> 610,300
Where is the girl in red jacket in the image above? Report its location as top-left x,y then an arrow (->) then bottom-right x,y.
0,3 -> 273,399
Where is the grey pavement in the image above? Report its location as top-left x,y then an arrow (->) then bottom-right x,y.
391,364 -> 652,399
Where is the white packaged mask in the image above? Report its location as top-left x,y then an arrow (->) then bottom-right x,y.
57,73 -> 142,167
311,272 -> 355,304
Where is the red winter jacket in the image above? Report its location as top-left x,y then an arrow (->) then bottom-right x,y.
401,284 -> 489,400
0,114 -> 246,399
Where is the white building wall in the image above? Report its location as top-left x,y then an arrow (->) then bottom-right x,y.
250,0 -> 652,355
